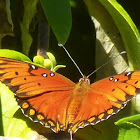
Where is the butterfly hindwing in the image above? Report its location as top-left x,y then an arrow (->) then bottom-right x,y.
17,90 -> 72,132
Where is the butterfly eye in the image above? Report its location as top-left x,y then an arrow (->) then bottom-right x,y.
85,78 -> 90,84
79,78 -> 85,82
79,78 -> 83,82
79,77 -> 90,85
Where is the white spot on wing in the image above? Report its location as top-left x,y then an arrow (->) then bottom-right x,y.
42,73 -> 47,77
126,72 -> 131,76
109,77 -> 113,81
31,65 -> 36,69
50,72 -> 55,77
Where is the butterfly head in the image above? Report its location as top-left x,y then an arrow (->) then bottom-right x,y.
79,76 -> 90,85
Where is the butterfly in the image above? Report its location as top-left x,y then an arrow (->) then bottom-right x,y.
0,56 -> 139,138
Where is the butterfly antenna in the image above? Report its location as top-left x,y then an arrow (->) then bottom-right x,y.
58,43 -> 84,77
87,51 -> 126,78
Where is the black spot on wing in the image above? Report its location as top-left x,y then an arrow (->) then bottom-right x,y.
0,62 -> 7,65
15,71 -> 18,75
0,73 -> 5,78
112,89 -> 115,92
9,85 -> 20,93
1,79 -> 12,85
122,80 -> 127,83
125,94 -> 135,101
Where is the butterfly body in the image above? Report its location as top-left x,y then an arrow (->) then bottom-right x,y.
0,57 -> 139,133
67,77 -> 90,125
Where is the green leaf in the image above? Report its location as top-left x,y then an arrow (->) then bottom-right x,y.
0,49 -> 31,62
117,123 -> 140,140
115,115 -> 140,140
47,52 -> 56,68
33,52 -> 66,71
33,55 -> 44,66
5,0 -> 14,31
115,114 -> 140,126
0,0 -> 14,49
40,0 -> 72,44
0,83 -> 36,139
21,0 -> 38,55
98,0 -> 140,70
53,65 -> 66,72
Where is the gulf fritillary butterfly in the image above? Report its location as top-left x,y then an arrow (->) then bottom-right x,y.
0,56 -> 139,138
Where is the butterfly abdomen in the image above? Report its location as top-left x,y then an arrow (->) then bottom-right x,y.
67,97 -> 82,124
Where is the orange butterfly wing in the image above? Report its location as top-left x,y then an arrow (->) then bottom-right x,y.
70,71 -> 139,132
0,57 -> 75,132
